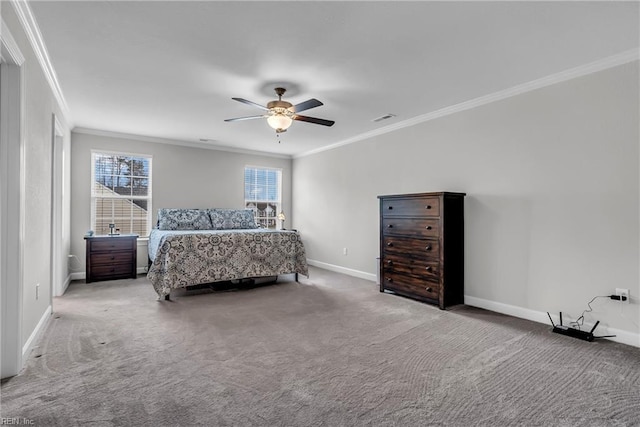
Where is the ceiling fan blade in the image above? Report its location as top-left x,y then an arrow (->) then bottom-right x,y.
231,98 -> 269,111
290,98 -> 323,113
224,115 -> 266,122
293,115 -> 335,127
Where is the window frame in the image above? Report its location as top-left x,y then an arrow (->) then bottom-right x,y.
90,150 -> 153,238
244,165 -> 282,229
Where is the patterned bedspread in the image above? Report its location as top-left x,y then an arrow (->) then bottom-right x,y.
147,229 -> 308,298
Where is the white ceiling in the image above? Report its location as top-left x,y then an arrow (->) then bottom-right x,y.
30,1 -> 639,157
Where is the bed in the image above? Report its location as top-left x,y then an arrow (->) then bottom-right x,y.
146,208 -> 308,299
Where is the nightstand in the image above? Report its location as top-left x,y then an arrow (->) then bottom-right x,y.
84,234 -> 138,283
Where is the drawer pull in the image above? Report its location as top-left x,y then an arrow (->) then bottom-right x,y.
425,226 -> 432,230
425,205 -> 432,210
425,245 -> 432,251
388,206 -> 393,210
387,224 -> 393,228
425,287 -> 432,292
386,277 -> 393,282
387,242 -> 393,247
387,260 -> 393,265
425,266 -> 432,272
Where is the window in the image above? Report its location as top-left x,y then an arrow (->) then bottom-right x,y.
91,151 -> 152,237
244,166 -> 282,229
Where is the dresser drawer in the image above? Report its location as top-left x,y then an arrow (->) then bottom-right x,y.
89,238 -> 134,252
382,217 -> 440,238
382,273 -> 440,301
383,254 -> 439,279
383,236 -> 439,259
91,252 -> 134,266
381,197 -> 440,217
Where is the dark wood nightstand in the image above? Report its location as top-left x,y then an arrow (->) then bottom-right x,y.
84,234 -> 138,283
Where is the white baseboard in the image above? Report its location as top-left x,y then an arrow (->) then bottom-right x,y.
307,259 -> 377,282
61,274 -> 71,295
22,305 -> 52,364
70,272 -> 84,281
464,295 -> 640,348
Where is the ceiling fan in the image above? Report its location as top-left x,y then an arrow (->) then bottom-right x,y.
224,87 -> 335,133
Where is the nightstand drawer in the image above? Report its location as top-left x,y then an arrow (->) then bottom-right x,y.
91,252 -> 134,266
89,238 -> 134,252
90,263 -> 135,280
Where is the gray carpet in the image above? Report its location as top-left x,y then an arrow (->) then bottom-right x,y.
2,266 -> 639,426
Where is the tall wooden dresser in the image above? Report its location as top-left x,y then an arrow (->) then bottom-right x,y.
378,192 -> 465,309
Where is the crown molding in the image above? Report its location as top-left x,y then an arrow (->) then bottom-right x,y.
295,49 -> 640,159
72,127 -> 292,159
9,0 -> 72,124
1,18 -> 25,65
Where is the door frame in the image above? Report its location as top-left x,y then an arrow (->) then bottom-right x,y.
1,18 -> 26,379
50,115 -> 65,297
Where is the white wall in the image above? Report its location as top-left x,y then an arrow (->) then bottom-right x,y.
293,62 -> 639,345
70,131 -> 292,272
1,3 -> 72,370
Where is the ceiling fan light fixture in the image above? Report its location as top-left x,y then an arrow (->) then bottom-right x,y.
267,112 -> 293,131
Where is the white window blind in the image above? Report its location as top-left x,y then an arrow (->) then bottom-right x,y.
91,152 -> 152,237
244,166 -> 282,229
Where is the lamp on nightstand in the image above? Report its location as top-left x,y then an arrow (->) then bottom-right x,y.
278,211 -> 286,230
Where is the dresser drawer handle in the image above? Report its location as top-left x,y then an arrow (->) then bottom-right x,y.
425,266 -> 432,272
425,205 -> 432,210
386,277 -> 393,282
425,287 -> 432,292
111,256 -> 115,260
387,242 -> 393,247
425,245 -> 432,251
425,226 -> 432,230
388,206 -> 393,210
387,260 -> 393,265
387,224 -> 393,228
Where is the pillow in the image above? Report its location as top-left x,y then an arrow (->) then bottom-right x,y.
157,208 -> 213,230
208,209 -> 258,230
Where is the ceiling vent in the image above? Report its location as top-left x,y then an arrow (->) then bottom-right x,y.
372,113 -> 396,123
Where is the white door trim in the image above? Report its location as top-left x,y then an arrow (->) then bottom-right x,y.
51,116 -> 65,297
1,18 -> 26,379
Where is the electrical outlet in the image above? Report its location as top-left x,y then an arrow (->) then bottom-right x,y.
343,247 -> 348,256
615,288 -> 630,304
35,283 -> 40,300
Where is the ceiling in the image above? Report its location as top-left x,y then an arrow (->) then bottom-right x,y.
29,1 -> 639,157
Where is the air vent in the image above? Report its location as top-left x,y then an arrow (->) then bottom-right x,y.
372,113 -> 396,123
